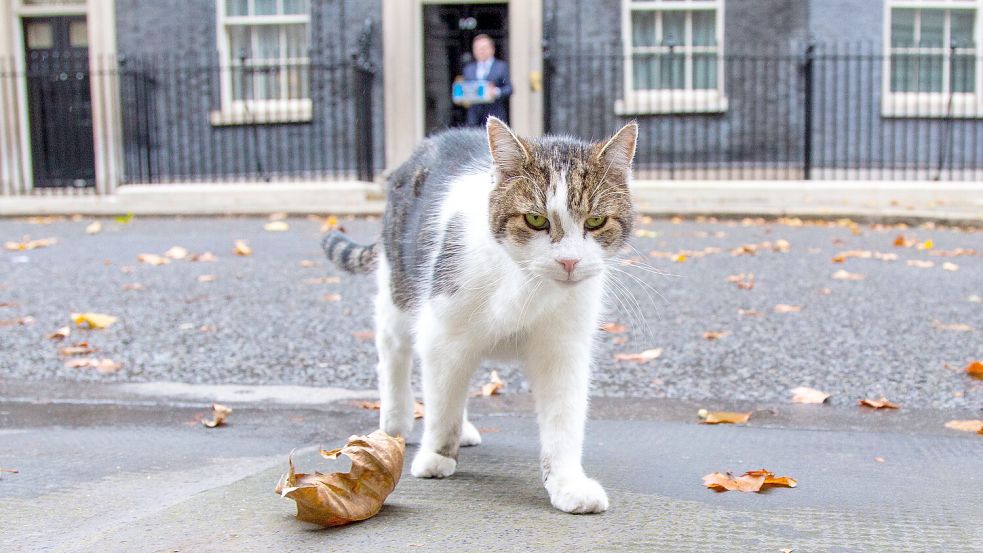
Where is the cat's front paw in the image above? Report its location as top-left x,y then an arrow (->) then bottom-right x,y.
410,449 -> 457,478
547,476 -> 609,514
459,420 -> 482,447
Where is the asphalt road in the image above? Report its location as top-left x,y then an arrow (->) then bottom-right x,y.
1,215 -> 981,409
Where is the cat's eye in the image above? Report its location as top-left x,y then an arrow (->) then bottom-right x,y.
524,213 -> 549,230
585,216 -> 607,230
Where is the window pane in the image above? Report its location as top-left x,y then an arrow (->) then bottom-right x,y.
951,54 -> 976,92
693,54 -> 717,89
891,8 -> 916,47
255,0 -> 277,16
631,11 -> 657,47
25,21 -> 53,49
69,20 -> 88,47
256,26 -> 280,59
890,56 -> 916,91
229,26 -> 251,58
692,11 -> 715,46
287,66 -> 309,99
632,54 -> 658,90
951,9 -> 975,48
918,9 -> 944,48
658,52 -> 684,89
282,0 -> 309,15
226,0 -> 248,16
661,11 -> 685,47
254,68 -> 280,100
232,67 -> 253,100
917,55 -> 944,92
284,24 -> 308,57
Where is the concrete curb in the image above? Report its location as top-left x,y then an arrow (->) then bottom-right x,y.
1,179 -> 981,222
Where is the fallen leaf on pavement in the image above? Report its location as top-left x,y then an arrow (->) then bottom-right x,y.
4,237 -> 57,251
47,326 -> 71,341
202,404 -> 232,428
698,409 -> 751,424
70,312 -> 117,330
321,215 -> 340,232
930,248 -> 976,257
614,348 -> 663,363
474,370 -> 505,397
944,420 -> 983,433
197,274 -> 218,283
916,239 -> 933,250
933,320 -> 975,333
790,386 -> 830,404
303,276 -> 342,285
859,397 -> 899,409
737,308 -> 762,317
85,221 -> 102,235
634,229 -> 658,238
276,429 -> 404,527
702,469 -> 797,493
673,253 -> 686,263
190,252 -> 217,262
122,283 -> 145,291
164,246 -> 188,260
234,240 -> 252,256
893,235 -> 914,248
322,293 -> 342,302
969,295 -> 982,303
357,400 -> 424,419
832,270 -> 864,281
264,221 -> 290,232
351,330 -> 375,342
703,330 -> 730,340
942,262 -> 959,272
65,358 -> 121,374
1,316 -> 35,327
114,213 -> 134,224
726,273 -> 755,290
774,304 -> 802,313
299,259 -> 318,268
906,259 -> 934,269
773,239 -> 791,252
600,322 -> 626,333
965,360 -> 983,379
874,457 -> 885,463
59,342 -> 95,356
137,253 -> 169,266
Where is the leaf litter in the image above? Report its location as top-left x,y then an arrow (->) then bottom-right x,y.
202,404 -> 232,428
703,469 -> 797,493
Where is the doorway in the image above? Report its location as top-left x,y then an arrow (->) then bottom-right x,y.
22,16 -> 95,189
422,3 -> 508,135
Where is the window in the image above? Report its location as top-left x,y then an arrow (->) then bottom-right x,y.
214,0 -> 311,125
617,0 -> 726,115
884,0 -> 983,117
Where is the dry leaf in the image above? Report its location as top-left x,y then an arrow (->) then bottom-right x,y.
832,269 -> 864,281
321,215 -> 340,232
47,326 -> 71,341
965,360 -> 983,379
85,221 -> 102,235
234,240 -> 252,256
352,330 -> 376,342
942,262 -> 959,272
70,312 -> 117,330
916,239 -> 933,250
59,342 -> 95,356
600,322 -> 627,333
790,386 -> 829,404
4,237 -> 57,251
673,253 -> 686,263
264,221 -> 290,232
737,308 -> 762,317
727,273 -> 754,290
893,235 -> 914,248
137,253 -> 169,266
773,239 -> 791,252
122,282 -> 145,291
202,404 -> 232,428
614,348 -> 663,363
933,320 -> 975,333
906,259 -> 934,269
773,304 -> 802,313
874,457 -> 885,463
703,330 -> 730,340
299,259 -> 318,268
357,400 -> 424,419
702,469 -> 797,493
276,430 -> 405,527
944,420 -> 983,433
698,409 -> 751,425
1,316 -> 36,327
190,252 -> 217,262
197,274 -> 218,283
930,248 -> 976,257
65,358 -> 121,374
322,293 -> 342,302
474,370 -> 505,397
164,246 -> 188,260
969,295 -> 983,303
634,229 -> 658,238
859,397 -> 900,409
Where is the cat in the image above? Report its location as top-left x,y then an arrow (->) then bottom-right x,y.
323,117 -> 637,514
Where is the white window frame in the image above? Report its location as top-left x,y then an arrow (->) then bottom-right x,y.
212,0 -> 312,125
882,0 -> 983,118
616,0 -> 727,115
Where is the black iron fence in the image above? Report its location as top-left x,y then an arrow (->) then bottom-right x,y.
545,42 -> 983,181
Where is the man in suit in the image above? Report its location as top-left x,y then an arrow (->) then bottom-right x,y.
461,34 -> 512,126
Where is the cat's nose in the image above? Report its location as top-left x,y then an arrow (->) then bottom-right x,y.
557,258 -> 580,274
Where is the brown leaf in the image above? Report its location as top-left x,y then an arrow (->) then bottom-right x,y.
613,348 -> 663,363
832,269 -> 864,281
47,326 -> 71,341
773,304 -> 802,313
85,221 -> 102,235
473,370 -> 505,397
65,358 -> 121,374
965,360 -> 983,379
59,342 -> 95,356
276,429 -> 405,527
321,293 -> 342,302
264,221 -> 290,232
121,282 -> 146,291
304,276 -> 342,285
773,239 -> 791,253
906,259 -> 934,269
600,322 -> 627,333
234,240 -> 252,256
202,404 -> 232,428
859,397 -> 900,409
893,234 -> 914,248
726,273 -> 754,290
942,262 -> 959,272
320,215 -> 340,232
702,469 -> 797,493
790,386 -> 830,404
197,274 -> 218,283
933,320 -> 975,333
944,420 -> 983,433
137,253 -> 169,266
702,330 -> 730,340
698,409 -> 751,425
299,259 -> 318,268
70,312 -> 117,330
163,246 -> 188,260
190,252 -> 217,262
737,308 -> 763,317
4,237 -> 57,251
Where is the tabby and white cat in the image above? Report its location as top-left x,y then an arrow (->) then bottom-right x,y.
324,117 -> 637,514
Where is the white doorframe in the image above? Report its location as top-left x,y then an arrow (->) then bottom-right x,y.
0,0 -> 120,195
383,0 -> 544,170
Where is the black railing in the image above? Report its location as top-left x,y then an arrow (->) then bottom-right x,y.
545,43 -> 983,181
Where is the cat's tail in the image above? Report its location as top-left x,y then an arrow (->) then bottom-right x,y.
322,231 -> 379,274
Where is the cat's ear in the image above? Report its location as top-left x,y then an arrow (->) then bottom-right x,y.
594,121 -> 638,176
486,116 -> 530,175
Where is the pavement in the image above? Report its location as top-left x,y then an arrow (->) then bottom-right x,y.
2,215 -> 982,552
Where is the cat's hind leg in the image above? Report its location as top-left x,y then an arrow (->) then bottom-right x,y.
460,408 -> 482,447
374,256 -> 415,439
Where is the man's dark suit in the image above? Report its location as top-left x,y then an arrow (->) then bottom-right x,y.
461,58 -> 512,126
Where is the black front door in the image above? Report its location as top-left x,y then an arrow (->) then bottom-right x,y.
423,3 -> 508,135
23,16 -> 95,189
